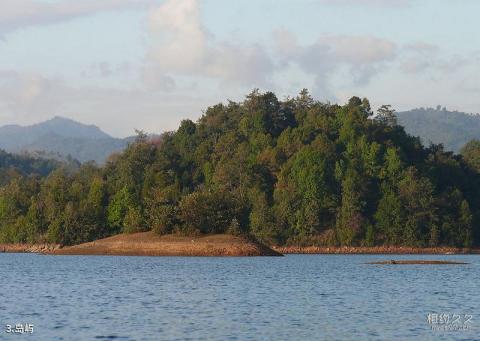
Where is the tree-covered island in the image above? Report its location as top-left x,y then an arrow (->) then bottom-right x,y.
1,90 -> 479,249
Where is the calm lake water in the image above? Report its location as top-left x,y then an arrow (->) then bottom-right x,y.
0,253 -> 479,341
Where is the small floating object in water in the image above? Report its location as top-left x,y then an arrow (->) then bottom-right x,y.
367,260 -> 468,265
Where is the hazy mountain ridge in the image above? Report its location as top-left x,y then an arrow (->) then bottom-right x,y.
0,116 -> 133,163
397,107 -> 480,152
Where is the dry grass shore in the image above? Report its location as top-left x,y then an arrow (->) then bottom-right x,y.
49,232 -> 282,257
272,245 -> 480,255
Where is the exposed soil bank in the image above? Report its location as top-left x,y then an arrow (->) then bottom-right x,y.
367,260 -> 469,265
50,232 -> 282,257
272,245 -> 480,255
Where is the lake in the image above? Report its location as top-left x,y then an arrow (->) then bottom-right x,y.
1,253 -> 478,340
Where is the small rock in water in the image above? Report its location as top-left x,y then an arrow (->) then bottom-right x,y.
367,260 -> 468,265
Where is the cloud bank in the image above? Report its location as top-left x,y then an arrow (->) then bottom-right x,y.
144,0 -> 397,97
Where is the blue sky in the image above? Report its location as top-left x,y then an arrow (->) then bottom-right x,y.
0,0 -> 479,137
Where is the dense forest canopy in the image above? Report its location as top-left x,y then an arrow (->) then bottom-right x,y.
1,90 -> 479,247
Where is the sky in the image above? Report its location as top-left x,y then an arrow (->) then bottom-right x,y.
0,0 -> 479,137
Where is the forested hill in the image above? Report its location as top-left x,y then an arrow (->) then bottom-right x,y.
1,90 -> 479,248
397,107 -> 480,152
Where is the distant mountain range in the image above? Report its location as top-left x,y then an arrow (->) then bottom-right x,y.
0,116 -> 134,163
397,107 -> 480,152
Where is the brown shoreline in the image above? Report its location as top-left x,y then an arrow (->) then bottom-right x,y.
272,245 -> 480,255
3,237 -> 480,256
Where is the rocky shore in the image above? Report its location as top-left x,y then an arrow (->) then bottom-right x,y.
272,245 -> 480,254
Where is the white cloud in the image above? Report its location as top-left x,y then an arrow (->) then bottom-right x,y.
144,0 -> 275,88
